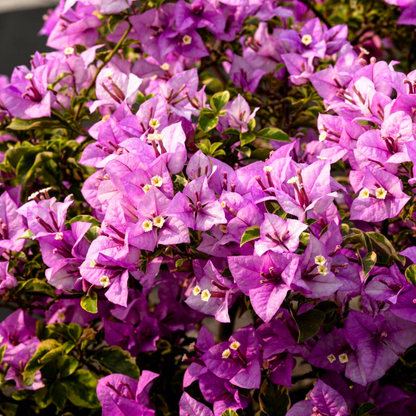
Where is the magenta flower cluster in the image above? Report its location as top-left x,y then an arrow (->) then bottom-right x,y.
1,0 -> 416,415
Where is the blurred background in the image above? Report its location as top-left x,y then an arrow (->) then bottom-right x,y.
0,0 -> 58,76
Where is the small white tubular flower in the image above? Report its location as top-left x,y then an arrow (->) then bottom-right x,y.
161,63 -> 170,71
153,216 -> 166,229
327,354 -> 336,363
142,220 -> 153,232
317,265 -> 328,275
147,133 -> 164,141
142,184 -> 152,193
28,191 -> 40,201
183,35 -> 192,45
287,176 -> 298,184
201,289 -> 211,302
99,275 -> 110,288
230,341 -> 241,351
151,175 -> 163,187
54,232 -> 64,240
90,259 -> 97,268
319,131 -> 327,142
359,188 -> 370,199
222,348 -> 231,359
149,118 -> 160,129
64,47 -> 74,56
338,353 -> 349,363
301,34 -> 313,46
375,187 -> 387,200
314,255 -> 326,266
25,73 -> 34,80
263,166 -> 272,172
192,285 -> 201,296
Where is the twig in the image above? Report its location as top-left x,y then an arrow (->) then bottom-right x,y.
298,0 -> 331,28
73,21 -> 133,122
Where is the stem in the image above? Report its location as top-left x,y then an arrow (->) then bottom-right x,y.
73,21 -> 133,122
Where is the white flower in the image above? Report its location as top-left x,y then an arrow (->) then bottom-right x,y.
301,34 -> 313,46
375,187 -> 387,200
222,348 -> 231,359
201,289 -> 211,302
142,220 -> 153,232
99,275 -> 110,288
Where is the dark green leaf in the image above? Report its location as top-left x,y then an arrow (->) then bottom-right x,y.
356,402 -> 378,416
81,291 -> 98,314
51,382 -> 68,412
108,15 -> 125,32
0,403 -> 18,416
240,226 -> 260,247
68,323 -> 83,342
367,232 -> 395,256
256,127 -> 290,142
293,309 -> 325,343
259,379 -> 290,416
92,346 -> 140,379
57,356 -> 79,379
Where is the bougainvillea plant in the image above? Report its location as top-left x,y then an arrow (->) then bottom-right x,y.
2,0 -> 416,415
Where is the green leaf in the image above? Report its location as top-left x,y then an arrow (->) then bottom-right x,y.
362,252 -> 377,278
259,379 -> 291,416
38,345 -> 64,365
367,232 -> 403,264
81,291 -> 98,314
68,323 -> 83,342
0,403 -> 18,416
51,382 -> 68,413
64,370 -> 100,409
356,402 -> 378,416
240,226 -> 260,247
11,390 -> 30,401
57,356 -> 79,379
0,344 -> 6,365
236,146 -> 251,157
66,215 -> 100,227
256,127 -> 290,142
24,339 -> 61,386
7,118 -> 60,131
199,114 -> 219,132
18,229 -> 35,240
195,138 -> 211,154
293,309 -> 325,343
19,278 -> 57,298
221,410 -> 238,416
210,91 -> 230,113
405,265 -> 416,286
92,346 -> 140,379
34,387 -> 52,409
240,132 -> 256,147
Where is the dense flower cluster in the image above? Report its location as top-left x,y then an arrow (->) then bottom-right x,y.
1,0 -> 416,415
